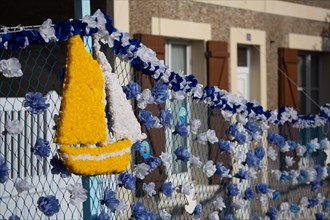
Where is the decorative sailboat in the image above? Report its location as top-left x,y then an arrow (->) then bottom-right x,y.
55,35 -> 145,176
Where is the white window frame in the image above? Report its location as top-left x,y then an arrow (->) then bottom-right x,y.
165,40 -> 192,186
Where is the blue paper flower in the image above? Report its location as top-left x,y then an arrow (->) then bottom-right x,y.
215,162 -> 228,178
224,214 -> 234,220
152,83 -> 168,104
244,121 -> 258,135
287,140 -> 297,150
37,195 -> 60,217
0,155 -> 9,184
118,172 -> 136,190
193,204 -> 202,219
95,210 -> 110,220
234,169 -> 249,182
50,155 -> 71,178
254,146 -> 265,160
101,187 -> 119,212
314,165 -> 323,179
23,92 -> 50,114
255,183 -> 269,194
245,151 -> 260,168
174,147 -> 190,162
266,207 -> 277,220
297,170 -> 308,183
311,180 -> 321,192
244,187 -> 254,201
146,211 -> 157,220
272,191 -> 281,200
235,132 -> 246,145
145,156 -> 161,172
218,139 -> 231,152
122,80 -> 141,99
227,183 -> 239,197
290,203 -> 300,214
251,216 -> 260,220
308,198 -> 319,208
131,202 -> 147,220
280,171 -> 292,182
315,212 -> 326,220
267,132 -> 285,147
322,199 -> 330,212
159,182 -> 174,197
8,215 -> 20,220
32,138 -> 50,159
139,110 -> 156,129
174,122 -> 188,136
226,124 -> 238,136
131,141 -> 142,151
160,109 -> 173,128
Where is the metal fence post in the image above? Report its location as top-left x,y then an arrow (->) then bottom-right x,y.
74,1 -> 99,219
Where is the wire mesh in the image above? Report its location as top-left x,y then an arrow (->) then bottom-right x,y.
0,37 -> 329,220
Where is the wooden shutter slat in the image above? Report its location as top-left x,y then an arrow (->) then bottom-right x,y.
278,48 -> 300,170
134,33 -> 167,196
207,41 -> 231,184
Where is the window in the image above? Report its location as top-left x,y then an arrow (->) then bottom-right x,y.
237,46 -> 251,100
165,40 -> 191,185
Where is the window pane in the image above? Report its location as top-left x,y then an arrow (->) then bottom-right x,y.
298,56 -> 306,87
171,44 -> 186,73
237,47 -> 248,67
299,91 -> 306,114
311,55 -> 319,88
310,90 -> 319,114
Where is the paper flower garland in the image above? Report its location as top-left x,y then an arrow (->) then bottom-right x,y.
23,92 -> 49,114
66,183 -> 88,207
37,195 -> 60,217
0,57 -> 23,78
5,116 -> 23,135
0,155 -> 9,184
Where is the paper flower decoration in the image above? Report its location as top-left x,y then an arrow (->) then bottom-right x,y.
174,147 -> 190,162
145,156 -> 161,172
159,209 -> 171,220
8,215 -> 20,220
159,152 -> 171,170
181,182 -> 194,196
5,117 -> 23,135
133,163 -> 150,180
227,183 -> 239,197
174,122 -> 188,136
224,214 -> 234,220
255,183 -> 269,194
37,195 -> 60,217
160,109 -> 173,128
192,204 -> 202,219
136,89 -> 154,109
143,182 -> 156,197
190,155 -> 203,169
122,80 -> 141,99
23,92 -> 49,114
160,182 -> 175,197
96,210 -> 110,220
0,57 -> 23,78
0,155 -> 9,184
118,172 -> 136,190
208,211 -> 219,220
244,187 -> 254,201
101,187 -> 119,212
66,183 -> 88,207
218,139 -> 231,152
31,138 -> 51,159
190,119 -> 201,135
203,160 -> 216,177
131,141 -> 142,151
131,202 -> 147,220
266,206 -> 277,220
139,110 -> 156,129
50,155 -> 71,178
15,178 -> 33,194
39,19 -> 57,43
152,83 -> 168,104
198,129 -> 218,144
213,197 -> 226,211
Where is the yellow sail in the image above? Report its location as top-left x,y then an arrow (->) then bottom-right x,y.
55,35 -> 107,145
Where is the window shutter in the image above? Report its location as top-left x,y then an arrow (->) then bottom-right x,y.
207,41 -> 231,184
133,34 -> 167,196
278,48 -> 299,170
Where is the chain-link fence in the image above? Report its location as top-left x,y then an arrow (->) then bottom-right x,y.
1,35 -> 330,220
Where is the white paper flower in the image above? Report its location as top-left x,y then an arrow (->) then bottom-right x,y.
190,155 -> 203,169
160,152 -> 171,171
248,168 -> 258,179
232,149 -> 245,162
260,195 -> 268,206
307,168 -> 317,182
66,183 -> 88,207
15,178 -> 33,194
197,132 -> 208,145
0,58 -> 23,78
133,163 -> 150,180
203,160 -> 216,177
272,170 -> 282,181
92,9 -> 106,30
5,116 -> 23,135
190,119 -> 201,135
160,209 -> 171,220
232,199 -> 245,210
281,142 -> 290,153
267,146 -> 277,161
280,202 -> 290,212
296,144 -> 306,156
39,19 -> 57,43
153,116 -> 163,129
143,182 -> 156,197
172,91 -> 186,100
208,211 -> 219,220
300,196 -> 308,207
285,156 -> 295,167
222,110 -> 233,121
198,129 -> 218,145
136,89 -> 154,109
181,182 -> 194,196
116,200 -> 127,213
213,197 -> 226,211
82,15 -> 97,34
